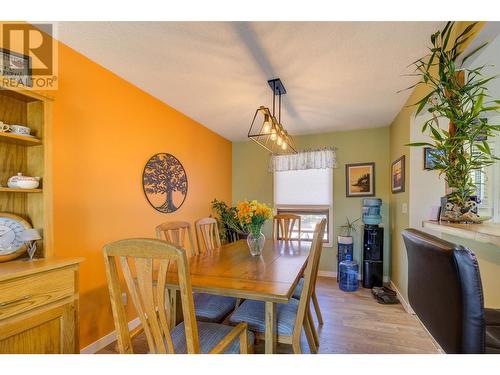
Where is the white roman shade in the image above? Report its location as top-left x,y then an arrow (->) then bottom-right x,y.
273,148 -> 335,206
274,168 -> 333,206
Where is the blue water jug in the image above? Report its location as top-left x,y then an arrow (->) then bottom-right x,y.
339,254 -> 359,292
362,198 -> 382,225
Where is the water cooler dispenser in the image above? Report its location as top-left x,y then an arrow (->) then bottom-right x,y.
362,199 -> 384,288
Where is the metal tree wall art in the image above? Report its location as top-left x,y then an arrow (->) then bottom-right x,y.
142,153 -> 188,213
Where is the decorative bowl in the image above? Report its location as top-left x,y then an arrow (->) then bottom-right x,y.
7,173 -> 40,189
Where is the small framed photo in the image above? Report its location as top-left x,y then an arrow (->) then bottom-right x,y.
345,162 -> 375,197
391,155 -> 405,194
423,147 -> 443,170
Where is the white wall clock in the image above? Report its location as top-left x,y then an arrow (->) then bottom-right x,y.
0,213 -> 31,262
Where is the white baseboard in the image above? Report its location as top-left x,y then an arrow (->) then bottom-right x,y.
80,317 -> 141,354
390,281 -> 415,315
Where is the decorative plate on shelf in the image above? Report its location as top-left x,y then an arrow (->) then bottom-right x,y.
0,212 -> 31,262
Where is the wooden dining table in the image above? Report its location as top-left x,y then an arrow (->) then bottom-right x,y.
166,239 -> 311,354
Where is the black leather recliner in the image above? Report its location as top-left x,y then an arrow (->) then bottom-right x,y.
402,229 -> 500,354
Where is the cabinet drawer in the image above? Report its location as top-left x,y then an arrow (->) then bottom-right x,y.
0,268 -> 75,321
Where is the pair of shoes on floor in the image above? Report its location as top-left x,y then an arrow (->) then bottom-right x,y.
371,286 -> 399,305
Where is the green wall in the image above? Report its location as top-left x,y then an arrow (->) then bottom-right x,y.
389,83 -> 425,301
232,127 -> 391,275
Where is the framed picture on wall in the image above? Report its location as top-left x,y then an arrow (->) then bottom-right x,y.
345,162 -> 375,197
391,155 -> 405,193
423,147 -> 444,170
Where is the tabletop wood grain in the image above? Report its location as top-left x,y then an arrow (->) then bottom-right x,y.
166,239 -> 311,303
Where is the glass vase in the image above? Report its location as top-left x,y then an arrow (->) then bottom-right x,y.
247,229 -> 265,256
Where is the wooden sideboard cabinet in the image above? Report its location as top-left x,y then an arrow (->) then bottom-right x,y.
0,258 -> 82,354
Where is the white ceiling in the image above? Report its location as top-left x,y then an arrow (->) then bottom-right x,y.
56,22 -> 443,141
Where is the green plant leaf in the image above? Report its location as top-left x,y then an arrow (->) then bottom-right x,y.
431,31 -> 438,45
414,92 -> 434,115
430,126 -> 443,141
472,92 -> 485,116
481,105 -> 500,112
396,82 -> 421,93
406,142 -> 434,147
441,22 -> 454,52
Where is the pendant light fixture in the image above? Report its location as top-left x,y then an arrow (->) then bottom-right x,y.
247,78 -> 297,154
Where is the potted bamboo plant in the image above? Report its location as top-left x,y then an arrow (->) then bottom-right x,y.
407,22 -> 500,223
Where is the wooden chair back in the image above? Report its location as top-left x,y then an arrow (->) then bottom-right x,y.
226,229 -> 240,244
156,221 -> 197,257
103,238 -> 200,354
195,217 -> 221,252
292,219 -> 326,343
273,214 -> 301,240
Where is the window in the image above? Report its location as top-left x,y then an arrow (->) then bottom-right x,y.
274,168 -> 333,245
276,207 -> 329,242
471,137 -> 499,222
470,166 -> 492,216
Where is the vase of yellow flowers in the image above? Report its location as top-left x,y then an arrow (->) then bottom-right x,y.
236,200 -> 273,256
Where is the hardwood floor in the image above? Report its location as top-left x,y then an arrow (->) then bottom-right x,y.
98,277 -> 439,354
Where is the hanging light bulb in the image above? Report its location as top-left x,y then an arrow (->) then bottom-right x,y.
270,127 -> 277,141
281,141 -> 287,150
262,114 -> 271,133
277,136 -> 282,146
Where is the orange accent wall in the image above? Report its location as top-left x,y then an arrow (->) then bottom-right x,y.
51,42 -> 232,349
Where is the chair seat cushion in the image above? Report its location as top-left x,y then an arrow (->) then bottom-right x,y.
228,298 -> 299,336
486,308 -> 500,354
194,293 -> 237,323
171,321 -> 254,354
292,278 -> 304,299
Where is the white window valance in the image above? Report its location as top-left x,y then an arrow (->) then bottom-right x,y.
269,148 -> 337,172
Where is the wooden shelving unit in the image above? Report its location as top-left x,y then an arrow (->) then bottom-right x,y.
0,187 -> 43,193
0,85 -> 53,258
0,132 -> 42,146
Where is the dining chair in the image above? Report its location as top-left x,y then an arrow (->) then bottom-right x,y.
156,221 -> 197,257
226,229 -> 240,244
156,221 -> 238,324
274,214 -> 324,327
103,238 -> 253,354
272,214 -> 301,240
292,272 -> 324,327
195,217 -> 222,252
228,219 -> 327,354
403,229 -> 500,353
